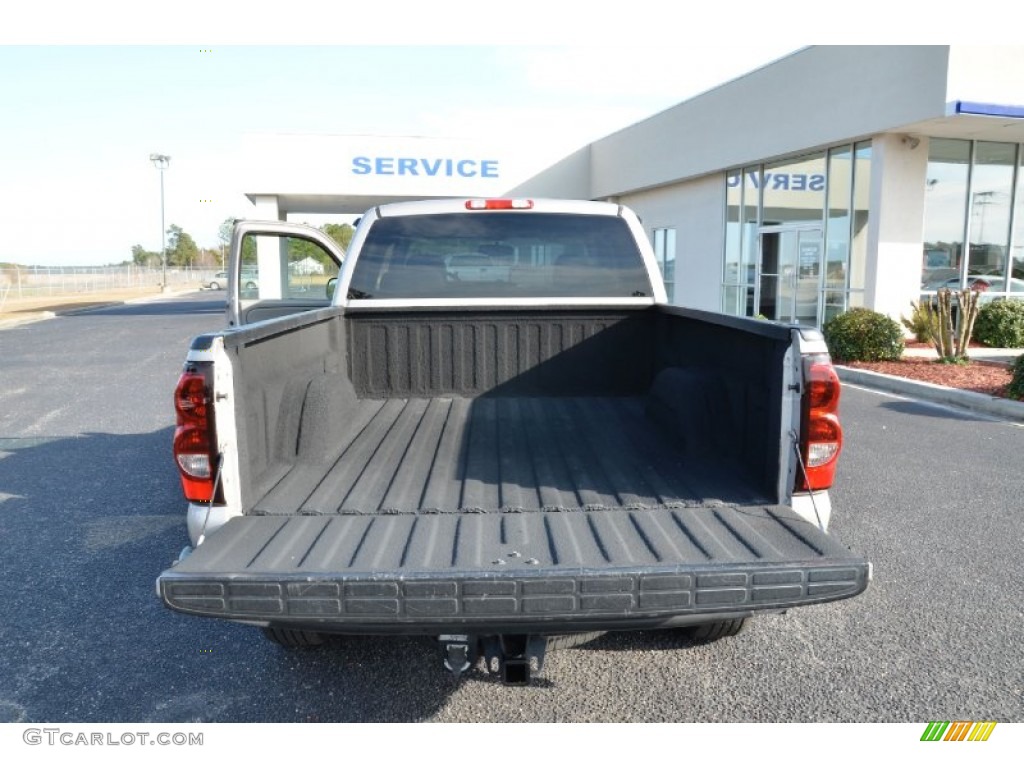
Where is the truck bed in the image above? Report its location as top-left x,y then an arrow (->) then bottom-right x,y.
253,395 -> 768,517
160,306 -> 869,633
164,399 -> 868,634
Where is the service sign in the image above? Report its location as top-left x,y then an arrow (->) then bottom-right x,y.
351,156 -> 500,179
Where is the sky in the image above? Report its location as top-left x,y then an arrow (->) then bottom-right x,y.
0,42 -> 808,266
0,2 -> 993,266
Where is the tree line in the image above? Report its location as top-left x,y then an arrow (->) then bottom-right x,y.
127,218 -> 354,269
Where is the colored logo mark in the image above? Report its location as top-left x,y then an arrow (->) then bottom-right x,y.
921,721 -> 997,742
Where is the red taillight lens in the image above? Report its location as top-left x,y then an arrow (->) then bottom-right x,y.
806,360 -> 841,413
173,370 -> 216,503
465,198 -> 533,210
175,373 -> 209,421
797,355 -> 843,492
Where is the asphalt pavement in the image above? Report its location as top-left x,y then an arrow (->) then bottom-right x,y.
0,293 -> 1021,722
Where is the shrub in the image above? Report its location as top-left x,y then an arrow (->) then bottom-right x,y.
822,307 -> 905,363
900,301 -> 933,344
973,298 -> 1024,349
1008,354 -> 1024,401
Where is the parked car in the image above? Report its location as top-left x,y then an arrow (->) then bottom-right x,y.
205,272 -> 228,291
923,274 -> 1024,293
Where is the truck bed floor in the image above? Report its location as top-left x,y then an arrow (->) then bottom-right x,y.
255,396 -> 768,517
167,401 -> 870,630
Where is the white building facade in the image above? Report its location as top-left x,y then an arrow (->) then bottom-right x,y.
244,46 -> 1024,327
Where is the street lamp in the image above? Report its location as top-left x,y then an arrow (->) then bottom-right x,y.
149,153 -> 171,288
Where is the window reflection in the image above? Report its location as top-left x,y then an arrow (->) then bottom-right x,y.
968,142 -> 1015,290
922,139 -> 970,290
762,154 -> 826,227
1014,145 -> 1024,292
850,142 -> 871,294
654,228 -> 676,302
722,144 -> 870,326
922,139 -> 1024,296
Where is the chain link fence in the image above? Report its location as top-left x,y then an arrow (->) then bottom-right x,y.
0,265 -> 219,309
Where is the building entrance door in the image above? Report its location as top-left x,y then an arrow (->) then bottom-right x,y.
758,226 -> 823,326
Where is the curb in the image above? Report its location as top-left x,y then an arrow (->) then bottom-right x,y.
836,365 -> 1024,425
0,289 -> 200,329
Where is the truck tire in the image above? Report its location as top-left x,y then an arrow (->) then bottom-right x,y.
685,619 -> 747,642
261,626 -> 326,648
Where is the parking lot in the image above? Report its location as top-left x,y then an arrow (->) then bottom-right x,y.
0,293 -> 1021,722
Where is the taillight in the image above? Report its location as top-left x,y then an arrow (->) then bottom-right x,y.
173,369 -> 217,503
796,354 -> 843,492
465,198 -> 533,210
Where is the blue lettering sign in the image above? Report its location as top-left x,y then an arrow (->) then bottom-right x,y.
727,171 -> 827,192
350,156 -> 501,179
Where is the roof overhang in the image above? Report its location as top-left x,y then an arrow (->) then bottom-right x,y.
895,101 -> 1024,143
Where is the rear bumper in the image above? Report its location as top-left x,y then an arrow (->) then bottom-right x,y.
158,507 -> 870,635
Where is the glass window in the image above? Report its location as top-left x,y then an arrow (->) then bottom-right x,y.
241,234 -> 340,301
1013,146 -> 1024,293
348,212 -> 654,299
741,166 -> 759,281
968,142 -> 1015,291
823,146 -> 852,322
722,167 -> 759,315
922,139 -> 970,290
724,171 -> 742,285
761,153 -> 826,228
721,146 -> 868,325
722,285 -> 753,316
849,141 -> 871,294
653,227 -> 677,303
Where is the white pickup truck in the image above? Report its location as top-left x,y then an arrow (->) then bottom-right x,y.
159,198 -> 869,684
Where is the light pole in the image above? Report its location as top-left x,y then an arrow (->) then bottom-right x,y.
149,153 -> 171,288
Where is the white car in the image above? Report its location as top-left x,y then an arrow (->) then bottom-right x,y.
204,271 -> 228,291
923,275 -> 1024,293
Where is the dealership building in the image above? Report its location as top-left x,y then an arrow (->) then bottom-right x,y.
243,45 -> 1024,327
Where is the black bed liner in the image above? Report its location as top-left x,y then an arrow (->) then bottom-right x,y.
158,504 -> 869,633
163,307 -> 869,634
255,395 -> 767,517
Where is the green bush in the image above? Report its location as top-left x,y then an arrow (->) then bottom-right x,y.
1008,354 -> 1024,401
822,307 -> 905,363
973,298 -> 1024,348
900,301 -> 933,344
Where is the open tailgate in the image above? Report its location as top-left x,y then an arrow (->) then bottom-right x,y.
158,505 -> 869,633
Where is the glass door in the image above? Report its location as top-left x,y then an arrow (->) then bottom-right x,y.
758,226 -> 823,325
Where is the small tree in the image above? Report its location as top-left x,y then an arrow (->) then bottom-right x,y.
918,288 -> 981,363
166,224 -> 199,268
130,244 -> 161,268
322,222 -> 354,251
